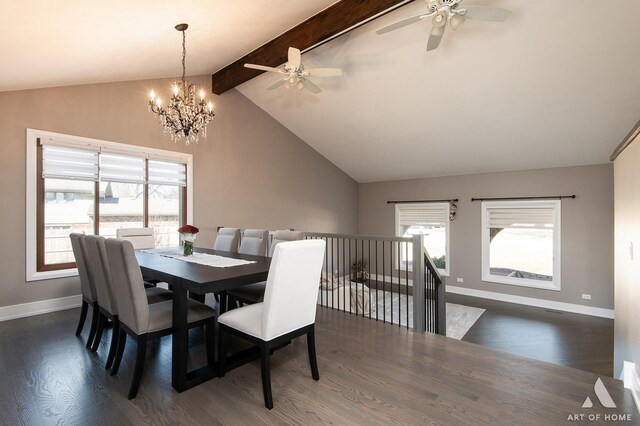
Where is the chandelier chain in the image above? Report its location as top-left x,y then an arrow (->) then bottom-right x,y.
181,29 -> 186,84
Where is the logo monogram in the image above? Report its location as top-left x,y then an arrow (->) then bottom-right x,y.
582,378 -> 616,409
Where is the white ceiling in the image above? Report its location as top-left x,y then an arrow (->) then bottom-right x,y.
237,0 -> 640,182
0,0 -> 336,92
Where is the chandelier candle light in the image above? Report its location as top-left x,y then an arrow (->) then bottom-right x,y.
148,24 -> 214,145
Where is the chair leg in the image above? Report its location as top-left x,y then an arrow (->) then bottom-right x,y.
128,335 -> 147,400
205,319 -> 215,367
105,318 -> 120,370
75,301 -> 88,336
90,313 -> 107,352
111,329 -> 127,376
85,303 -> 100,349
218,325 -> 227,377
307,327 -> 320,381
260,344 -> 273,410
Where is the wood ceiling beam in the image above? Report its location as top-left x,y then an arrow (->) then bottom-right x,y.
211,0 -> 411,95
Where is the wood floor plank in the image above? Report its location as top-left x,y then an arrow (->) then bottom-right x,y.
0,306 -> 636,425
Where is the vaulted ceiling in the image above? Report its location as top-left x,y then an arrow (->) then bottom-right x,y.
3,1 -> 639,183
237,0 -> 640,182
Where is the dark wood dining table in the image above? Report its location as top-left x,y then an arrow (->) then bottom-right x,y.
135,247 -> 271,392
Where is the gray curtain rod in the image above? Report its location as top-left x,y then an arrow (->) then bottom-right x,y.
387,199 -> 458,204
470,195 -> 576,202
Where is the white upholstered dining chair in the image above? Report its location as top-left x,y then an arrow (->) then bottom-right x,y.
116,227 -> 156,249
213,227 -> 241,252
218,239 -> 326,409
226,230 -> 304,306
239,229 -> 269,256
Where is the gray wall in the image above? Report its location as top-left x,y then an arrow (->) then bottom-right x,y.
613,134 -> 640,377
359,164 -> 614,309
0,76 -> 358,309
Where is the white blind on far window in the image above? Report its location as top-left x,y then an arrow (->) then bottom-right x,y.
148,160 -> 187,187
100,153 -> 146,184
486,207 -> 554,229
42,144 -> 99,181
398,204 -> 448,227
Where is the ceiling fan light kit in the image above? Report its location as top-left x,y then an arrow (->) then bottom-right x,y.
376,0 -> 512,51
244,47 -> 342,94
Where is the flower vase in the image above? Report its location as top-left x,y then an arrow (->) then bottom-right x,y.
182,233 -> 196,256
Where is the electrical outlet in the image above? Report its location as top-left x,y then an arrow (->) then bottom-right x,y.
582,294 -> 591,300
456,278 -> 464,283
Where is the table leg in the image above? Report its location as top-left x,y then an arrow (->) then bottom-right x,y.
219,290 -> 228,314
172,281 -> 189,392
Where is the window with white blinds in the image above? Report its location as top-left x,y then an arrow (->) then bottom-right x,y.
148,160 -> 187,187
29,130 -> 192,280
395,203 -> 450,275
481,200 -> 561,291
42,144 -> 99,181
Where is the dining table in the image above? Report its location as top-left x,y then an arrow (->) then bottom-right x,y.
135,247 -> 271,392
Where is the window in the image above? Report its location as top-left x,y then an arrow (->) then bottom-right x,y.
481,200 -> 561,291
26,129 -> 193,281
395,203 -> 450,276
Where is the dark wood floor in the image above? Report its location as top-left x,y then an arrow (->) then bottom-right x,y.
0,306 -> 636,425
447,293 -> 615,376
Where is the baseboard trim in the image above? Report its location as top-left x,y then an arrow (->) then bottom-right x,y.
622,362 -> 640,413
0,294 -> 82,322
446,285 -> 614,319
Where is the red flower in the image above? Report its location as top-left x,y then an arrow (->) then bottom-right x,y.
178,225 -> 199,234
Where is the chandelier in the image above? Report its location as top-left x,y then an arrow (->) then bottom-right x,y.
148,23 -> 214,145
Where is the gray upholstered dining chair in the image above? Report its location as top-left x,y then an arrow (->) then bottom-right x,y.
227,230 -> 304,306
239,229 -> 269,256
116,227 -> 156,249
105,238 -> 217,399
84,235 -> 172,370
218,239 -> 326,409
70,233 -> 100,350
213,227 -> 241,252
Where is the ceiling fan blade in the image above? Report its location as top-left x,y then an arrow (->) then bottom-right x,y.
462,6 -> 512,22
449,14 -> 465,31
244,64 -> 283,73
288,47 -> 301,70
305,68 -> 342,77
265,79 -> 285,90
302,79 -> 322,94
376,13 -> 433,34
427,23 -> 446,52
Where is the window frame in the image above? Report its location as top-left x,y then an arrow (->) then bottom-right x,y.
394,202 -> 450,277
26,129 -> 193,282
481,200 -> 561,291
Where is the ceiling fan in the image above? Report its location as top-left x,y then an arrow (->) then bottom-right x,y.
244,47 -> 342,94
376,0 -> 512,52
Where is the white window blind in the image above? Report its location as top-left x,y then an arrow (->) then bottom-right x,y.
397,204 -> 448,227
148,160 -> 187,187
100,153 -> 146,184
486,206 -> 554,229
42,144 -> 99,181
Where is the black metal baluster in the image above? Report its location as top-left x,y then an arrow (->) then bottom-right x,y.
342,237 -> 346,314
349,237 -> 352,315
382,241 -> 386,323
390,241 -> 394,326
405,240 -> 409,329
375,240 -> 379,321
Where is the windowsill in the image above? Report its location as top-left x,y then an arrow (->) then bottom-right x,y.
27,268 -> 78,282
482,273 -> 560,291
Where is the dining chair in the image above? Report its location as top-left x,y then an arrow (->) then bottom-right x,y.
69,233 -> 100,350
239,229 -> 269,256
116,227 -> 160,287
105,238 -> 217,399
84,235 -> 173,370
213,227 -> 241,252
116,227 -> 156,249
227,230 -> 304,306
218,239 -> 326,409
